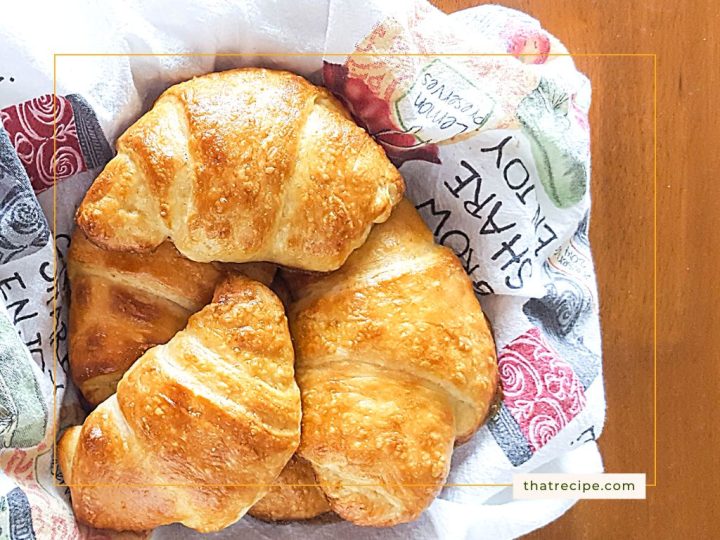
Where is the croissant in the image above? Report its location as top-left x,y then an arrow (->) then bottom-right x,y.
284,199 -> 498,526
58,276 -> 301,532
247,276 -> 332,522
67,238 -> 324,522
248,456 -> 331,522
76,68 -> 404,271
67,229 -> 275,406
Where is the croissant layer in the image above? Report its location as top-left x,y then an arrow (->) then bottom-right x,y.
59,276 -> 301,532
284,199 -> 498,526
76,68 -> 404,271
67,229 -> 275,406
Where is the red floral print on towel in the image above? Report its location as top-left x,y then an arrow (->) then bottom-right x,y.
498,327 -> 586,451
0,94 -> 86,193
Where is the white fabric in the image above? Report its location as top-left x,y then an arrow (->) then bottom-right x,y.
0,1 -> 605,538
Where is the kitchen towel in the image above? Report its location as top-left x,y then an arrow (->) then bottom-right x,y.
0,1 -> 604,538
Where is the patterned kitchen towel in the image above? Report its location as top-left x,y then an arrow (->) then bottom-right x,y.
0,1 -> 605,539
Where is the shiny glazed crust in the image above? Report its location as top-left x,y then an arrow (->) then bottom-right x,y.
284,200 -> 498,526
67,229 -> 275,406
76,68 -> 404,271
58,276 -> 301,532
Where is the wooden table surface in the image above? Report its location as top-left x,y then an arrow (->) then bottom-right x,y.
431,1 -> 719,538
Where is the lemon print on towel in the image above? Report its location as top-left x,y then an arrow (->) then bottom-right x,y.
518,78 -> 588,208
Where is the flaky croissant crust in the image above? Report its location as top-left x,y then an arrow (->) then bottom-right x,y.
284,200 -> 498,526
59,276 -> 301,532
76,68 -> 404,271
67,229 -> 275,406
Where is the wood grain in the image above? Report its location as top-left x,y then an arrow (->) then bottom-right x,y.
430,1 -> 719,537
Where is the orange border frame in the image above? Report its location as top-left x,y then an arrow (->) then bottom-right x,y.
51,52 -> 658,490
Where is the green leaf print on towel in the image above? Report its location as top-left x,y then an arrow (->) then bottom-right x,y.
517,78 -> 588,208
0,311 -> 47,448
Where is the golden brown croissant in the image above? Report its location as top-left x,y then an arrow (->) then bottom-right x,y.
76,68 -> 404,271
67,229 -> 275,406
58,276 -> 301,532
248,275 -> 332,523
68,232 -> 310,524
249,456 -> 331,522
284,199 -> 498,527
